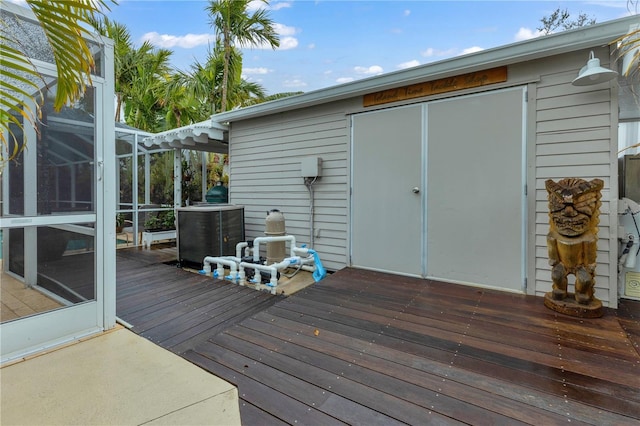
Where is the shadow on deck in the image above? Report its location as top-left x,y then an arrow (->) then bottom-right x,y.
117,246 -> 640,425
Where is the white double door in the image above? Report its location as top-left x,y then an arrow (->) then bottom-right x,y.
351,87 -> 526,291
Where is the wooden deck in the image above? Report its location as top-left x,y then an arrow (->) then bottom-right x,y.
117,248 -> 640,425
186,269 -> 640,425
116,245 -> 282,355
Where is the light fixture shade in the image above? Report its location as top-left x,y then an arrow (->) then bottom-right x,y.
572,51 -> 618,86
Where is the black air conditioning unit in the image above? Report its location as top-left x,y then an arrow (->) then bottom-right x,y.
177,205 -> 244,268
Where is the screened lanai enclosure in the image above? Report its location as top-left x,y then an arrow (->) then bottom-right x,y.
115,121 -> 229,247
0,1 -> 118,361
0,2 -> 229,362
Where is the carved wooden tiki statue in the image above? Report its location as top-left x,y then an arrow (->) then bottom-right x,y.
545,178 -> 604,307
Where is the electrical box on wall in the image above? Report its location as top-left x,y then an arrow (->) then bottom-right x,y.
301,157 -> 322,178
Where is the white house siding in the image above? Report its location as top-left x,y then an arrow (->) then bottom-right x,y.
228,101 -> 356,271
532,48 -> 618,307
227,47 -> 619,307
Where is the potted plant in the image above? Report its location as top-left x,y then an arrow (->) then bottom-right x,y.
116,214 -> 125,233
143,214 -> 162,232
144,210 -> 175,232
162,210 -> 175,230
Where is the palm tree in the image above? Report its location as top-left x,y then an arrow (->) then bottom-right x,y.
205,0 -> 279,112
91,17 -> 154,122
177,42 -> 267,116
161,75 -> 208,129
1,0 -> 111,162
124,48 -> 173,132
90,17 -> 173,130
229,79 -> 267,109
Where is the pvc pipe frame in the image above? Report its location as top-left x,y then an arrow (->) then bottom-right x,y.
202,236 -> 316,294
202,256 -> 240,282
252,235 -> 298,262
239,255 -> 316,294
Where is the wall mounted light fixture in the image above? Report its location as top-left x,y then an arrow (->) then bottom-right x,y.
571,51 -> 618,86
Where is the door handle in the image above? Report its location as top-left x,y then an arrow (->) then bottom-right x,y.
412,187 -> 420,194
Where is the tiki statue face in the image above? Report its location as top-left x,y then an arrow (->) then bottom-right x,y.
545,178 -> 604,237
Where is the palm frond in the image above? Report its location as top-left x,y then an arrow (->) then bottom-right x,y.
1,0 -> 111,162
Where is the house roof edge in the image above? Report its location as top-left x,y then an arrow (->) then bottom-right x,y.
211,15 -> 637,124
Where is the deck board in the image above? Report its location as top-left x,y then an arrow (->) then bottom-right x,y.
116,248 -> 640,425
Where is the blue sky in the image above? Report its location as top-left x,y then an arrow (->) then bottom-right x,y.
15,0 -> 637,95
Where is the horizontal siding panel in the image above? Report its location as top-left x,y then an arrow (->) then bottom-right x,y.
232,174 -> 347,187
233,128 -> 347,148
232,110 -> 345,129
537,102 -> 610,122
536,74 -> 610,98
231,111 -> 347,136
241,205 -> 346,222
537,89 -> 611,111
240,205 -> 345,218
232,136 -> 346,156
231,190 -> 346,201
233,119 -> 347,141
536,139 -> 611,155
232,158 -> 347,174
233,145 -> 347,162
536,128 -> 611,145
537,116 -> 610,133
536,152 -> 610,167
536,164 -> 611,179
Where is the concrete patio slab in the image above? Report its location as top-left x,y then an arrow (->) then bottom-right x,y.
1,327 -> 240,425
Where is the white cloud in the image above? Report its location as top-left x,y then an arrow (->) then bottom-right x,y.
278,36 -> 299,50
336,77 -> 355,84
275,24 -> 299,50
269,1 -> 293,11
274,23 -> 297,36
461,46 -> 484,55
308,43 -> 316,49
404,10 -> 411,17
141,32 -> 213,49
244,67 -> 270,75
354,65 -> 383,75
514,27 -> 544,42
283,79 -> 308,88
398,60 -> 420,69
421,47 -> 457,58
250,0 -> 292,11
247,0 -> 263,11
143,22 -> 298,51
